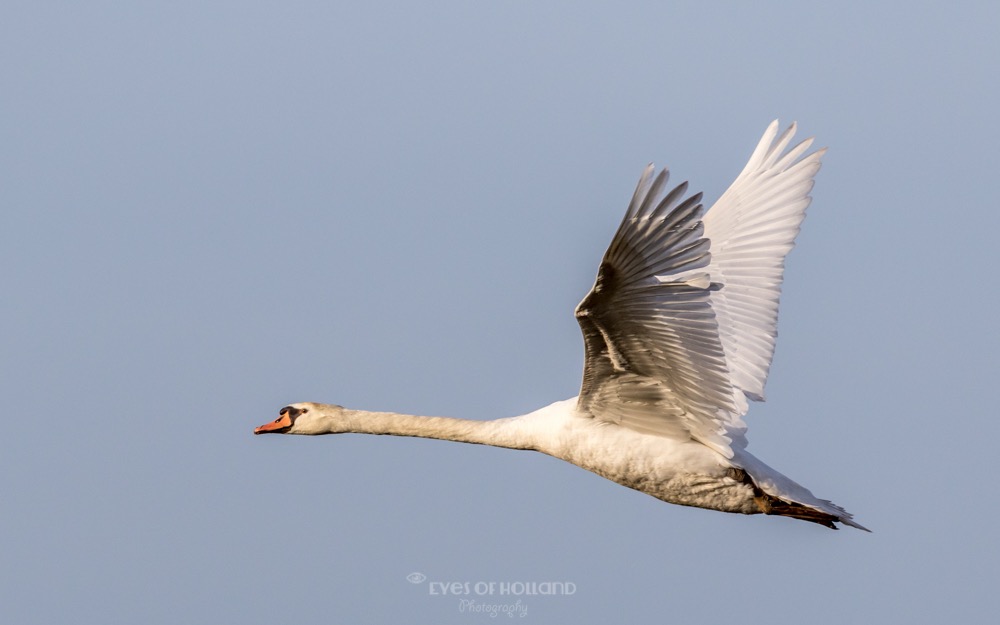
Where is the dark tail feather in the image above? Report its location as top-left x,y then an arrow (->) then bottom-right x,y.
754,494 -> 841,529
727,466 -> 870,531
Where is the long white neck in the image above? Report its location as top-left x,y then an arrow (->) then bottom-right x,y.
318,407 -> 541,451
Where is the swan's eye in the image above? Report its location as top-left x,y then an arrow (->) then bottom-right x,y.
300,408 -> 309,414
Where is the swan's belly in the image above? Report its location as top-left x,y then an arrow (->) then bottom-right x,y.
537,412 -> 759,514
586,462 -> 759,514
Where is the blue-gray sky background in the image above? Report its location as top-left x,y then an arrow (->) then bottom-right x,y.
3,2 -> 998,623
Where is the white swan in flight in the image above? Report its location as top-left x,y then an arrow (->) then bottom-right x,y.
255,121 -> 867,531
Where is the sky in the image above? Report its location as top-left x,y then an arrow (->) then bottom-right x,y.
3,1 -> 999,623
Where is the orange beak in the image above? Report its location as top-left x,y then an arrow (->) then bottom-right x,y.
254,413 -> 293,435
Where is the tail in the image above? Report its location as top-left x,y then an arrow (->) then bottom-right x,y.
729,451 -> 870,532
753,491 -> 869,531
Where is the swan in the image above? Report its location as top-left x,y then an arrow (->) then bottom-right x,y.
255,121 -> 867,531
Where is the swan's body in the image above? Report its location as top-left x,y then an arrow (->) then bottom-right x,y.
256,121 -> 867,531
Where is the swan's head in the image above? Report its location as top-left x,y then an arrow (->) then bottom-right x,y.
253,402 -> 347,435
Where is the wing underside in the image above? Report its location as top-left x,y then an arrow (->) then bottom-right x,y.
575,122 -> 824,457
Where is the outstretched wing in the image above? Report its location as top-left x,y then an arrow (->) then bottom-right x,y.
575,166 -> 740,456
575,122 -> 824,457
703,121 -> 825,402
